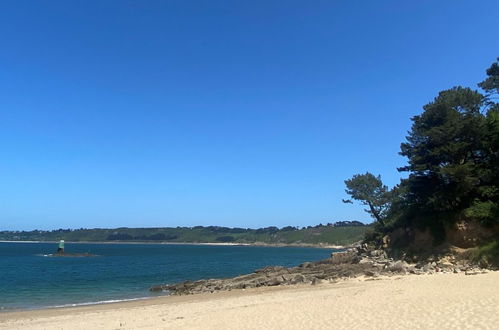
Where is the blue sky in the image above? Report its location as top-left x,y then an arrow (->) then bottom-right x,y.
1,1 -> 498,230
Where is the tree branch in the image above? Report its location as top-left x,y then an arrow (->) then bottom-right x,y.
367,201 -> 385,227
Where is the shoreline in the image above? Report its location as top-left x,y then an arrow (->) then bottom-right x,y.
2,272 -> 498,329
0,240 -> 346,249
0,241 -> 345,314
0,296 -> 155,314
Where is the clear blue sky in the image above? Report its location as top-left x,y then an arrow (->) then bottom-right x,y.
1,1 -> 497,230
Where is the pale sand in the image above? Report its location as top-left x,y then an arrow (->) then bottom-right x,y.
1,272 -> 498,330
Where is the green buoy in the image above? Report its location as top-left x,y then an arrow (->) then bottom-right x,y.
57,240 -> 65,254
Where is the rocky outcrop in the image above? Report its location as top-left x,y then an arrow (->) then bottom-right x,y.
150,244 -> 488,295
47,252 -> 97,257
330,250 -> 357,264
150,261 -> 377,294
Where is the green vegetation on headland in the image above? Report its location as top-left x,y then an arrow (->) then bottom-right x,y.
343,57 -> 499,265
469,240 -> 499,267
0,222 -> 369,247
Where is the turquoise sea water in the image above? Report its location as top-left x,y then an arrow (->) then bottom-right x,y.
0,242 -> 336,311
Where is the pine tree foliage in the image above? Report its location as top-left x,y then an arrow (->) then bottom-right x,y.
344,57 -> 499,237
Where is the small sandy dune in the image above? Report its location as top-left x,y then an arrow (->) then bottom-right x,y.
1,272 -> 498,330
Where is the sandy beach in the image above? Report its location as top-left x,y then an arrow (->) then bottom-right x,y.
1,271 -> 498,330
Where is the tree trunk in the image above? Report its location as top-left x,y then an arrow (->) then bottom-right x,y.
368,201 -> 385,227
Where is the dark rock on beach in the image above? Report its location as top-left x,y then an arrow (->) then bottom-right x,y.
150,243 -> 489,295
151,246 -> 388,295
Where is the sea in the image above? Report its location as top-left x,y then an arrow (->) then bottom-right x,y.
0,242 -> 337,311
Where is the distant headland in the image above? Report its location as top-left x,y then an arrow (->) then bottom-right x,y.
0,221 -> 369,247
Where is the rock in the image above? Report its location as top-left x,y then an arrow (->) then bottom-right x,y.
149,285 -> 166,292
372,262 -> 387,269
331,251 -> 357,264
416,261 -> 427,269
150,254 -> 442,296
437,261 -> 454,270
48,252 -> 97,257
359,257 -> 374,265
290,274 -> 306,284
453,268 -> 461,273
465,271 -> 480,276
387,261 -> 409,273
356,243 -> 374,254
370,250 -> 385,257
419,263 -> 433,272
382,235 -> 390,248
265,277 -> 283,286
364,270 -> 378,277
254,266 -> 285,273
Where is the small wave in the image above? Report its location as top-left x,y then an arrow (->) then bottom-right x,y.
35,253 -> 99,258
47,297 -> 151,309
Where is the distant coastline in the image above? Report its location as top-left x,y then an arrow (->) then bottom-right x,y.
0,240 -> 347,249
0,223 -> 368,248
